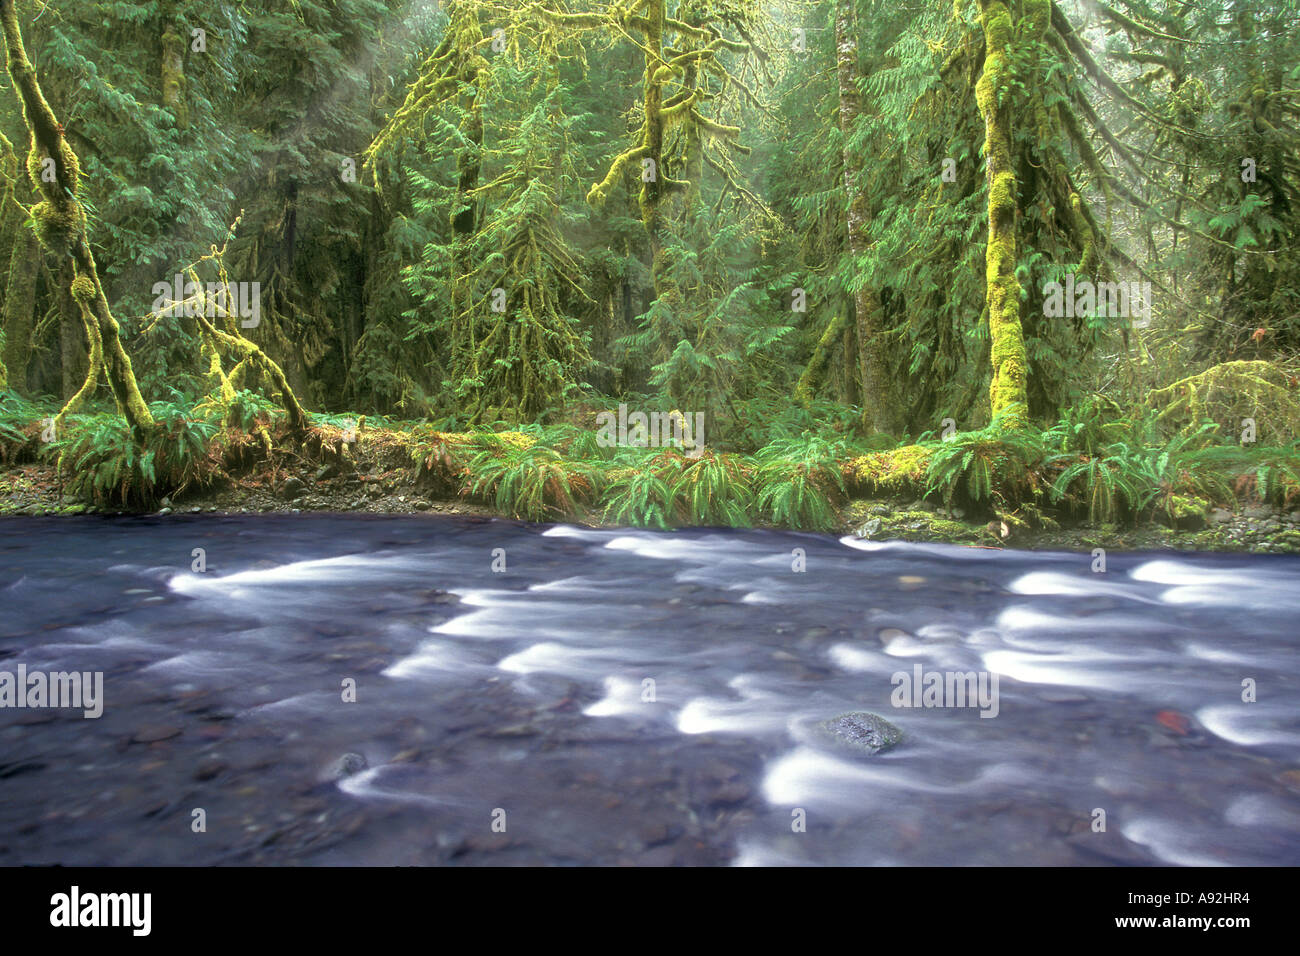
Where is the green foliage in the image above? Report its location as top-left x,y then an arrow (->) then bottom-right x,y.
1048,446 -> 1145,523
1239,444 -> 1300,508
1128,424 -> 1239,521
923,413 -> 1048,510
194,388 -> 281,433
598,449 -> 756,529
0,389 -> 49,458
750,431 -> 848,531
2,0 -> 1299,540
463,440 -> 596,522
599,452 -> 681,529
53,402 -> 221,506
728,394 -> 867,454
671,451 -> 754,528
1046,416 -> 1277,522
753,460 -> 839,532
1044,394 -> 1133,456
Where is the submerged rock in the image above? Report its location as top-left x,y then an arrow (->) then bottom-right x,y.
856,517 -> 883,538
329,753 -> 368,780
813,712 -> 903,756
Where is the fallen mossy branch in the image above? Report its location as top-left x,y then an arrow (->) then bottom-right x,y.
1144,361 -> 1300,444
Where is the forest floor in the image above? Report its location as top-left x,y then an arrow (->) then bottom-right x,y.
4,455 -> 1299,555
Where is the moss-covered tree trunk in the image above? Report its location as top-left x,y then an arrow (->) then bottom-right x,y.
795,312 -> 851,408
0,129 -> 17,389
835,0 -> 898,434
1,225 -> 39,391
1,127 -> 38,393
1,0 -> 154,437
57,259 -> 86,400
639,0 -> 669,302
160,11 -> 189,129
974,0 -> 1029,426
447,1 -> 486,394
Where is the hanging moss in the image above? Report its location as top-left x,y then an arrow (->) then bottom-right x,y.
1146,361 -> 1300,443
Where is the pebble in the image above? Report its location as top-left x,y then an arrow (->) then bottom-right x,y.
131,725 -> 182,744
877,627 -> 910,645
709,782 -> 752,807
195,759 -> 226,781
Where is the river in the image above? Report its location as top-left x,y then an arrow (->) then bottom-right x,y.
1,514 -> 1298,865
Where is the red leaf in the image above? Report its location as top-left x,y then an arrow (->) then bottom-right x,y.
1156,710 -> 1190,735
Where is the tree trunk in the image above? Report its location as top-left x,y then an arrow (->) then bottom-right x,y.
639,0 -> 669,301
835,0 -> 898,434
1,0 -> 154,438
57,260 -> 85,400
795,312 -> 851,408
1,223 -> 39,391
974,0 -> 1029,425
160,15 -> 189,129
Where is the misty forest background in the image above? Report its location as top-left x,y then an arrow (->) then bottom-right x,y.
1,0 -> 1299,532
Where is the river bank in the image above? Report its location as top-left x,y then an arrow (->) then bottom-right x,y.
5,455 -> 1299,554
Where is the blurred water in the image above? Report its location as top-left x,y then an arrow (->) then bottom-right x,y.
1,514 -> 1297,865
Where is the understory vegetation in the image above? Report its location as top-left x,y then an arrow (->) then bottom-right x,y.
4,382 -> 1298,532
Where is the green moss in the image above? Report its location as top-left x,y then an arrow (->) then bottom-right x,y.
877,510 -> 984,543
1268,530 -> 1300,552
983,4 -> 1013,53
160,26 -> 189,128
847,444 -> 934,493
23,141 -> 41,188
1020,0 -> 1050,38
1168,494 -> 1208,519
975,0 -> 1028,427
25,141 -> 80,196
31,199 -> 85,255
70,274 -> 95,302
1146,361 -> 1300,444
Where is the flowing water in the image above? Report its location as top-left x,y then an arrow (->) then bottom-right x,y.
1,514 -> 1298,866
